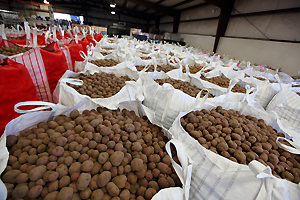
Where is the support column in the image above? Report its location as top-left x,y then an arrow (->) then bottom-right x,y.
213,0 -> 235,52
173,12 -> 181,33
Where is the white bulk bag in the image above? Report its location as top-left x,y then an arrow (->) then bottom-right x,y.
169,99 -> 300,200
189,72 -> 244,97
53,69 -> 143,110
266,85 -> 300,146
140,72 -> 211,129
0,99 -> 192,200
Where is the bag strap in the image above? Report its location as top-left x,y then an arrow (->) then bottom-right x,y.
226,78 -> 239,93
62,78 -> 84,86
194,89 -> 209,107
32,28 -> 38,48
14,101 -> 57,114
166,139 -> 192,200
276,137 -> 300,155
152,57 -> 158,72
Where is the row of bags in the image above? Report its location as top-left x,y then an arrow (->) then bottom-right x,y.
81,37 -> 300,133
0,36 -> 105,136
54,59 -> 300,144
1,93 -> 299,199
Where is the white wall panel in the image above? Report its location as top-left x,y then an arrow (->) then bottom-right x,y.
218,37 -> 300,75
160,23 -> 173,32
178,20 -> 218,35
179,34 -> 215,52
181,4 -> 220,20
226,13 -> 300,41
233,0 -> 300,14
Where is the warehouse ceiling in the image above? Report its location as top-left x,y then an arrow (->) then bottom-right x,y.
44,0 -> 211,20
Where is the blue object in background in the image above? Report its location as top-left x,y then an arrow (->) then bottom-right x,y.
70,15 -> 80,22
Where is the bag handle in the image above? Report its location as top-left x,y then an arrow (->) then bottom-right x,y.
14,101 -> 57,114
184,64 -> 190,76
276,137 -> 300,155
62,78 -> 84,86
166,139 -> 192,200
32,28 -> 38,48
242,85 -> 255,102
141,63 -> 151,73
152,57 -> 158,72
226,78 -> 239,93
194,89 -> 209,107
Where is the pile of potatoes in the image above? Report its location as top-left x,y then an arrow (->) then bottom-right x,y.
101,52 -> 111,56
155,78 -> 214,98
181,106 -> 300,184
68,73 -> 131,98
135,65 -> 176,73
200,75 -> 246,93
0,46 -> 31,56
2,107 -> 181,200
253,76 -> 275,83
103,48 -> 115,51
182,66 -> 211,74
140,56 -> 152,60
90,59 -> 120,67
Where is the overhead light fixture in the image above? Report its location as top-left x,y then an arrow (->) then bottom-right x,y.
110,3 -> 116,8
44,0 -> 50,4
111,11 -> 116,15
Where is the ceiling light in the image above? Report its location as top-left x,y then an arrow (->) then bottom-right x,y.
110,3 -> 116,8
44,0 -> 50,4
111,11 -> 116,15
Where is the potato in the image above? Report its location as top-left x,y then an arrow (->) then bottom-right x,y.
269,154 -> 279,165
98,152 -> 109,164
91,189 -> 104,200
120,189 -> 130,200
69,162 -> 81,175
98,171 -> 111,187
59,176 -> 71,188
57,187 -> 73,200
52,146 -> 64,157
157,162 -> 171,174
80,188 -> 92,199
12,183 -> 28,199
112,175 -> 127,188
70,109 -> 80,119
128,172 -> 137,184
76,173 -> 91,191
144,188 -> 156,200
7,135 -> 18,148
56,136 -> 68,146
91,162 -> 101,175
45,191 -> 59,200
106,182 -> 120,196
131,158 -> 143,171
27,185 -> 43,199
81,160 -> 94,172
48,180 -> 58,192
28,166 -> 46,181
56,164 -> 68,178
110,151 -> 124,166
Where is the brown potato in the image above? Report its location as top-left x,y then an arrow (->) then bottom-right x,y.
98,171 -> 111,187
76,173 -> 91,191
57,187 -> 73,200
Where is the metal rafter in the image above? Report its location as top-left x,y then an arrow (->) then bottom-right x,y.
179,2 -> 208,11
170,0 -> 195,8
141,0 -> 166,12
127,0 -> 177,16
51,0 -> 152,20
